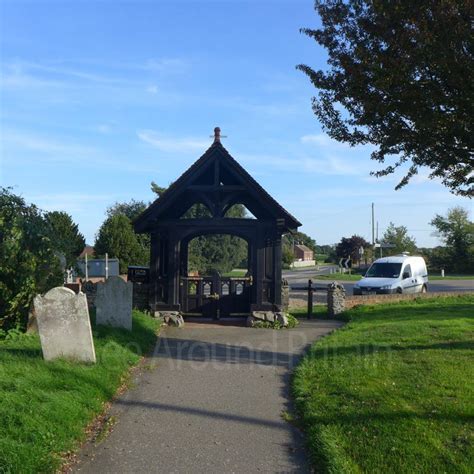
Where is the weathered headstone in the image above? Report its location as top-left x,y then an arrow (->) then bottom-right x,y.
34,287 -> 96,363
95,276 -> 133,330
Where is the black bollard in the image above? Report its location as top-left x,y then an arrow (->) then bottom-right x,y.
307,279 -> 313,319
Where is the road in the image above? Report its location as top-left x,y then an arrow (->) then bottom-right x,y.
283,265 -> 474,294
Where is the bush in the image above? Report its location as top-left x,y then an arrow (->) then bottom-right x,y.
0,188 -> 63,330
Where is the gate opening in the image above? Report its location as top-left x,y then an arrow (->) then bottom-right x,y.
181,234 -> 251,318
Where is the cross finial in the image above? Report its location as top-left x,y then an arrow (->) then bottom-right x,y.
211,126 -> 227,144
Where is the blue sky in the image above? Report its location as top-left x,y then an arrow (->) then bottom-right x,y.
1,0 -> 471,247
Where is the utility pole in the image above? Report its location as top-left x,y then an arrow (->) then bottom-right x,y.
376,221 -> 379,242
371,202 -> 375,245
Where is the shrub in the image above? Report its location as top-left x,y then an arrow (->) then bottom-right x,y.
0,188 -> 63,330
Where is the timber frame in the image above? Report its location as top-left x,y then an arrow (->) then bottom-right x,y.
134,128 -> 301,316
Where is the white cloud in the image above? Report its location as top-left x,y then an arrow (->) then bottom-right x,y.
137,130 -> 209,153
238,152 -> 365,176
147,85 -> 158,95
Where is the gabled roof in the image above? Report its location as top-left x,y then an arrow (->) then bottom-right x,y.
134,135 -> 301,233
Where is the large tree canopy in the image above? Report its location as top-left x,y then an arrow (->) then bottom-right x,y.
94,214 -> 148,273
298,0 -> 473,196
430,206 -> 473,273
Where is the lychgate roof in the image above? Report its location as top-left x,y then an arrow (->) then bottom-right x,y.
134,128 -> 301,233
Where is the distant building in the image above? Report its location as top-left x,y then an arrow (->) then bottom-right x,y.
294,244 -> 314,261
76,258 -> 120,281
291,244 -> 316,268
79,245 -> 95,258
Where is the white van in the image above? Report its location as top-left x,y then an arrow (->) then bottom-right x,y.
353,255 -> 428,295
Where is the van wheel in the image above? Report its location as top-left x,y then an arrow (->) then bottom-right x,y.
421,285 -> 427,293
396,287 -> 403,294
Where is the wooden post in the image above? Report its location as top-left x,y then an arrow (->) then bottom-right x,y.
307,279 -> 313,319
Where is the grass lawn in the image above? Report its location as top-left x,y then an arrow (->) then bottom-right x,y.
224,269 -> 248,277
314,273 -> 362,281
428,275 -> 474,281
292,295 -> 474,473
0,310 -> 160,473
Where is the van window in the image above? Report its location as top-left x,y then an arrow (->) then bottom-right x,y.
403,264 -> 412,278
365,262 -> 402,278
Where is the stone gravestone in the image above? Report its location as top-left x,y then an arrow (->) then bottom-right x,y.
34,287 -> 96,363
95,276 -> 133,330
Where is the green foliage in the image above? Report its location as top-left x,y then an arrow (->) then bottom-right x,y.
0,188 -> 63,330
282,245 -> 295,269
430,206 -> 474,273
150,180 -> 168,197
381,222 -> 417,256
106,199 -> 147,221
45,211 -> 85,268
293,296 -> 474,472
106,200 -> 150,265
299,1 -> 473,196
0,310 -> 160,473
94,214 -> 148,273
188,234 -> 248,274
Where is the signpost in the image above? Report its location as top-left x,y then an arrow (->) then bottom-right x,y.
373,242 -> 396,257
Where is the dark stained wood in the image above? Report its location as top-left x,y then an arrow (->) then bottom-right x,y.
133,134 -> 301,316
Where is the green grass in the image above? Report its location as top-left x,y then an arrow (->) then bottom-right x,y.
222,269 -> 248,277
428,275 -> 474,280
314,273 -> 474,282
292,295 -> 474,473
0,310 -> 160,473
314,273 -> 362,281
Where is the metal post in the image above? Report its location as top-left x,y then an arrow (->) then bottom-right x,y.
105,252 -> 109,280
371,202 -> 375,245
85,253 -> 88,281
307,279 -> 313,320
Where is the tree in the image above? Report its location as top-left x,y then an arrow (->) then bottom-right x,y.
106,200 -> 150,264
382,223 -> 417,256
283,231 -> 317,254
106,199 -> 147,221
151,181 -> 168,197
45,211 -> 85,268
94,214 -> 148,273
335,235 -> 370,264
298,1 -> 474,196
0,188 -> 63,330
430,207 -> 474,273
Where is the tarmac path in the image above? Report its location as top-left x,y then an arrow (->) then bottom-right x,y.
74,319 -> 343,473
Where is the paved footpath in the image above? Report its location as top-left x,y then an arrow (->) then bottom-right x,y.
74,319 -> 343,474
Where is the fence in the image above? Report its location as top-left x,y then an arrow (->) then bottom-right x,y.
294,280 -> 474,318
